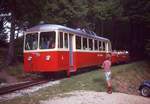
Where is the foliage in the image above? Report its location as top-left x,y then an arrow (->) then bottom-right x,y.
122,0 -> 150,24
42,0 -> 88,27
0,0 -> 150,65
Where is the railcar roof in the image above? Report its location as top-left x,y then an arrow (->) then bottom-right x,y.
26,24 -> 109,41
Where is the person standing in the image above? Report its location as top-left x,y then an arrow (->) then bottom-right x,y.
102,53 -> 112,94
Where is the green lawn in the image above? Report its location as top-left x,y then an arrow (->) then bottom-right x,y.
1,61 -> 150,104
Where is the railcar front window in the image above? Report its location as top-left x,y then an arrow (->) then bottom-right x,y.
25,33 -> 38,50
40,32 -> 55,49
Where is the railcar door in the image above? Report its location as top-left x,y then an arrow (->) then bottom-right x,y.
68,34 -> 75,73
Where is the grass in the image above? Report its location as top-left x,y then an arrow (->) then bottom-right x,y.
1,60 -> 150,104
0,48 -> 30,80
5,63 -> 32,80
111,61 -> 150,94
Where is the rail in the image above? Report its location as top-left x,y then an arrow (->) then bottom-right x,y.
0,79 -> 49,95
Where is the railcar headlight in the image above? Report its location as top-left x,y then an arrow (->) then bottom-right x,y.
45,55 -> 51,61
28,56 -> 32,61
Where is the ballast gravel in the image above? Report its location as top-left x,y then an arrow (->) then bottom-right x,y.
0,80 -> 60,102
40,90 -> 150,104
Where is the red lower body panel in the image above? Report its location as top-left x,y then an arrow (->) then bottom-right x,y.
24,51 -> 128,73
73,52 -> 106,70
24,51 -> 69,73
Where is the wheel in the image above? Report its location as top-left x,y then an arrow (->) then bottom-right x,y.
141,86 -> 150,97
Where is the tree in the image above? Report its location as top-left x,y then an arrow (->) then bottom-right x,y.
121,0 -> 150,57
42,0 -> 89,28
0,0 -> 45,65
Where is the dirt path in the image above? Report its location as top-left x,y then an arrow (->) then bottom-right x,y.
40,90 -> 150,104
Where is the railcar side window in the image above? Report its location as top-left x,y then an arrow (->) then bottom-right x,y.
99,41 -> 103,51
25,33 -> 38,50
83,38 -> 87,50
64,33 -> 68,48
89,39 -> 93,50
76,36 -> 81,49
95,40 -> 98,50
58,32 -> 63,48
40,32 -> 55,49
103,42 -> 106,51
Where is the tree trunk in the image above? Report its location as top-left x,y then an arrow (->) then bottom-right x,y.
6,13 -> 15,65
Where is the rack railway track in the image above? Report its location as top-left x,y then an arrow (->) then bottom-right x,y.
0,79 -> 49,95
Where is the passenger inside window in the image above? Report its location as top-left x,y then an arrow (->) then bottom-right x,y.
48,37 -> 55,48
25,33 -> 38,50
40,37 -> 47,49
40,32 -> 55,49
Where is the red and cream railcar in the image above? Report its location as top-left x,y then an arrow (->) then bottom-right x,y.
23,24 -> 112,75
111,50 -> 129,64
